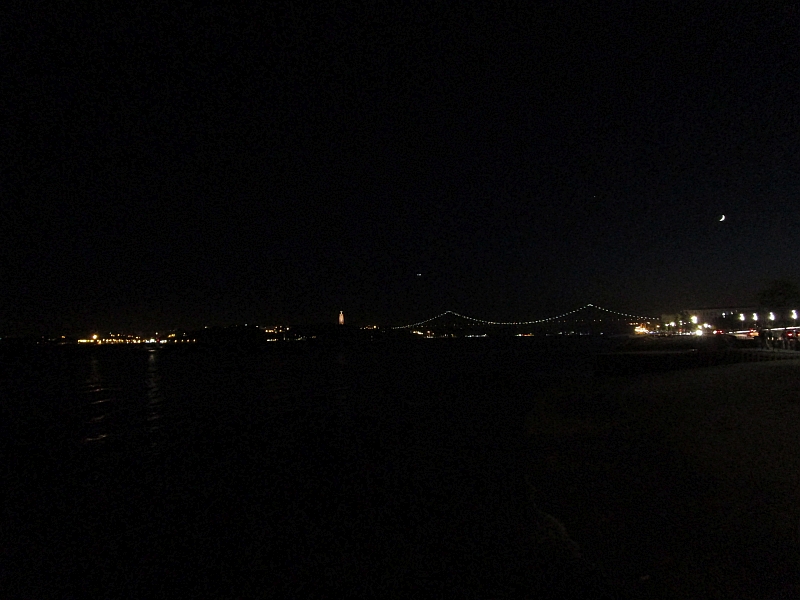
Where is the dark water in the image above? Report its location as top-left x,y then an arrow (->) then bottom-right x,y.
3,338 -> 611,598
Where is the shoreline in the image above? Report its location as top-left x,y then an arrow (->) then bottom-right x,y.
526,358 -> 800,598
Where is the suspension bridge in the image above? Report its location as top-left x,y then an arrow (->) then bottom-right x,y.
392,304 -> 658,330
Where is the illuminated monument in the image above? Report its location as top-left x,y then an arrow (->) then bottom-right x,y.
339,311 -> 344,325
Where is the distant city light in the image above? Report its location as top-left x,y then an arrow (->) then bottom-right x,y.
793,310 -> 798,320
691,316 -> 698,324
27,304 -> 683,346
739,313 -> 745,321
769,312 -> 775,321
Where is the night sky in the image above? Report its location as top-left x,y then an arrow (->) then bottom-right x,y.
4,2 -> 799,334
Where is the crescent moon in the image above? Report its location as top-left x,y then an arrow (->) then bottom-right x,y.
719,214 -> 725,222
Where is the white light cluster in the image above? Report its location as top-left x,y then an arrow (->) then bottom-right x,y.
392,303 -> 658,329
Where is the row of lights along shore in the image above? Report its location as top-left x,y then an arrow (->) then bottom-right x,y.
661,310 -> 800,337
57,306 -> 800,343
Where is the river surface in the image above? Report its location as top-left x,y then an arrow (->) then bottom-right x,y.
3,338 -> 611,598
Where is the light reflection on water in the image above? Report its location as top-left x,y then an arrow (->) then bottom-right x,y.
77,349 -> 168,458
67,341 -> 597,457
144,349 -> 166,456
81,355 -> 121,444
6,340 -> 610,597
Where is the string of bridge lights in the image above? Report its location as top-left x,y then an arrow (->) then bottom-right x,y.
392,304 -> 657,329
